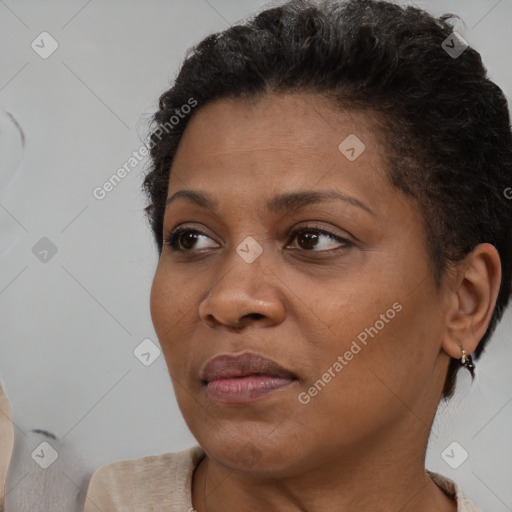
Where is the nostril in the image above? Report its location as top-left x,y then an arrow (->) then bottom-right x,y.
245,313 -> 265,320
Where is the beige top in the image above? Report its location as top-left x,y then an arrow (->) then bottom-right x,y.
84,445 -> 483,512
0,385 -> 14,509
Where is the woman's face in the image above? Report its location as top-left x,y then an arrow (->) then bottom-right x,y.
150,93 -> 452,474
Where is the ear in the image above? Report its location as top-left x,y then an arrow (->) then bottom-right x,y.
442,243 -> 501,358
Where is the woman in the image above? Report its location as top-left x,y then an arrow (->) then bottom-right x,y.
84,0 -> 511,510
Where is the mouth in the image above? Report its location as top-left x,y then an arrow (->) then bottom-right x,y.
200,352 -> 298,405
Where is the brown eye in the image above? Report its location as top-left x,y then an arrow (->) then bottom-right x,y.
297,231 -> 320,250
180,232 -> 199,250
163,228 -> 218,252
287,227 -> 352,252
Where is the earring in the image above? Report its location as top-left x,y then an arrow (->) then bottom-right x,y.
460,348 -> 476,377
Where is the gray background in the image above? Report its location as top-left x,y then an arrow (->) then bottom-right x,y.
0,0 -> 511,510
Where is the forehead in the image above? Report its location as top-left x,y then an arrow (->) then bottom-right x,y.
168,93 -> 389,198
175,93 -> 379,159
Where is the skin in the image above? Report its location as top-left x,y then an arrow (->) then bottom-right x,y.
150,92 -> 501,512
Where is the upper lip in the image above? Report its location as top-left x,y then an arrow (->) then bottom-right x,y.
201,352 -> 297,382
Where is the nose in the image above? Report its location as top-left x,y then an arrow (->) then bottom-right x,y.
198,255 -> 286,330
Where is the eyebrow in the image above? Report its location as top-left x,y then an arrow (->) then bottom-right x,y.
165,189 -> 375,216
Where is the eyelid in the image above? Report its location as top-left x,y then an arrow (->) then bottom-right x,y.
287,222 -> 354,242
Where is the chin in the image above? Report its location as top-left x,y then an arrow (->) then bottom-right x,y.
198,431 -> 311,476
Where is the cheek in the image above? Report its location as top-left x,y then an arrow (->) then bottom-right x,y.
149,264 -> 205,376
309,258 -> 440,395
150,263 -> 194,331
296,301 -> 433,437
149,266 -> 170,335
149,265 -> 189,357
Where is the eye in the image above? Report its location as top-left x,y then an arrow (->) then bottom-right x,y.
286,226 -> 352,252
163,227 -> 219,252
163,225 -> 352,254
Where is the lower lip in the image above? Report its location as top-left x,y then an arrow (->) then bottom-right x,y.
205,375 -> 296,405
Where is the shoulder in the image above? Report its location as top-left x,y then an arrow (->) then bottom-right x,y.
0,385 -> 13,509
84,445 -> 204,512
427,470 -> 483,512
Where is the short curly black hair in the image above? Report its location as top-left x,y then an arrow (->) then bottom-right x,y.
142,0 -> 512,399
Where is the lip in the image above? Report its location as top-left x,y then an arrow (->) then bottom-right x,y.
200,352 -> 298,405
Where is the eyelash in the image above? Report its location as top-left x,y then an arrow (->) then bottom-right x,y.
163,225 -> 353,253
